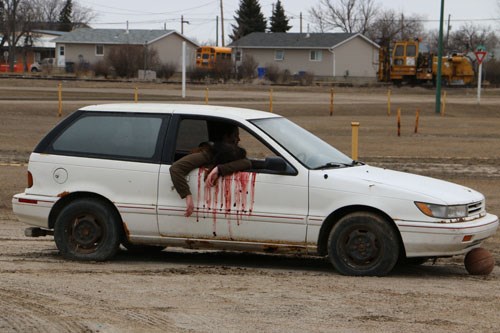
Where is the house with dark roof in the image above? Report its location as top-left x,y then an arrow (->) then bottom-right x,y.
229,32 -> 380,81
52,28 -> 199,72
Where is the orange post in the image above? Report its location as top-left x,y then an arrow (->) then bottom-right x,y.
58,83 -> 62,117
351,122 -> 360,160
269,88 -> 273,113
134,87 -> 138,103
387,89 -> 391,116
414,108 -> 420,134
205,88 -> 209,104
397,108 -> 401,137
329,88 -> 334,116
441,90 -> 447,116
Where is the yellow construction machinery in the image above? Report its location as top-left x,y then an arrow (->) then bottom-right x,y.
378,39 -> 475,86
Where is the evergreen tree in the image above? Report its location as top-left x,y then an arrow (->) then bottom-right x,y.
269,0 -> 291,33
230,0 -> 267,41
58,0 -> 73,32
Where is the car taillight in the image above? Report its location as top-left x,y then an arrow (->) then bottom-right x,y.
27,171 -> 33,188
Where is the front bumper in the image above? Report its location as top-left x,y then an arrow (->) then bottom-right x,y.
12,193 -> 59,228
397,213 -> 499,257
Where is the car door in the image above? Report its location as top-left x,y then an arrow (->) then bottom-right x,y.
157,116 -> 309,245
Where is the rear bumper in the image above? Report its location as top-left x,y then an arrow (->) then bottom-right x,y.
397,213 -> 499,257
12,193 -> 58,228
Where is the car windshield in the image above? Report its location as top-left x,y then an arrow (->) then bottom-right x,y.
251,117 -> 354,169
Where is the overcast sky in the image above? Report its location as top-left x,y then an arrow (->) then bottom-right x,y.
79,0 -> 499,44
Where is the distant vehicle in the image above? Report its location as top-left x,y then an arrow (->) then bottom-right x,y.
378,39 -> 475,86
30,58 -> 56,72
196,46 -> 232,69
12,104 -> 499,276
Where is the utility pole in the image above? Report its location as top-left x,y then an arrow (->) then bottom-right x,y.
445,14 -> 451,53
400,13 -> 404,39
435,0 -> 445,114
300,12 -> 302,33
216,16 -> 219,46
181,15 -> 190,34
220,0 -> 225,46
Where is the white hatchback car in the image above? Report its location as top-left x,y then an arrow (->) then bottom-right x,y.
12,103 -> 498,276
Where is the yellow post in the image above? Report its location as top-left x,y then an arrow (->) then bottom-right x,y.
351,122 -> 360,160
329,88 -> 334,116
441,90 -> 447,116
134,87 -> 138,103
387,89 -> 391,116
269,88 -> 273,113
205,88 -> 209,104
414,108 -> 420,134
58,83 -> 62,117
397,108 -> 401,137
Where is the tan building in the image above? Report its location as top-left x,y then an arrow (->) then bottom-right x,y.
52,28 -> 198,72
229,32 -> 380,82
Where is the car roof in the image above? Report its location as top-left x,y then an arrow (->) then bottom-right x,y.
79,103 -> 281,121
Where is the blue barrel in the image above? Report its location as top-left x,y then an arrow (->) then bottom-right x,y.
257,67 -> 266,79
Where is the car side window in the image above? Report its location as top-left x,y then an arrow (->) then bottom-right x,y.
175,119 -> 209,152
172,117 -> 295,175
173,119 -> 210,161
51,113 -> 165,161
239,127 -> 296,175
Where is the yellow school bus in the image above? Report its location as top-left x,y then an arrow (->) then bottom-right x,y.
196,46 -> 232,69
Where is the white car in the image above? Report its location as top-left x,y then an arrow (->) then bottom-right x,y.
12,104 -> 498,276
29,58 -> 55,72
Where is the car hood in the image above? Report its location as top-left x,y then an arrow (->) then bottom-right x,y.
313,165 -> 483,205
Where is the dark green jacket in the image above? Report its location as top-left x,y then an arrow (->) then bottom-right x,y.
170,150 -> 252,198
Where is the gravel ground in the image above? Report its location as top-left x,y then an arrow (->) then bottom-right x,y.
1,79 -> 499,332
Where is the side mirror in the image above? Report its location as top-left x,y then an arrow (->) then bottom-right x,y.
264,156 -> 287,172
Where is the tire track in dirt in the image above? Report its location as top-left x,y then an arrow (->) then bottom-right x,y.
0,287 -> 92,332
0,283 -> 181,333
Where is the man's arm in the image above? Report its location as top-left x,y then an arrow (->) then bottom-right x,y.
206,158 -> 252,187
169,151 -> 211,198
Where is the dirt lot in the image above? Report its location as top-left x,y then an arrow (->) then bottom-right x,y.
1,78 -> 500,332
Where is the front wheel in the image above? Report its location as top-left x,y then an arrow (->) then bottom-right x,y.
54,198 -> 121,261
328,212 -> 399,276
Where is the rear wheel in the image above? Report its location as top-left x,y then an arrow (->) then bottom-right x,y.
54,198 -> 121,261
328,212 -> 399,276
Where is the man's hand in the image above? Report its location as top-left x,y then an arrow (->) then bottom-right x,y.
185,195 -> 194,217
205,166 -> 219,187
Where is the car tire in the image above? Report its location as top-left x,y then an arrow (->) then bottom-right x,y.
54,198 -> 121,261
328,212 -> 399,276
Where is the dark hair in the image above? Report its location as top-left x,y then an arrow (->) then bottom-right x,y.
210,123 -> 238,142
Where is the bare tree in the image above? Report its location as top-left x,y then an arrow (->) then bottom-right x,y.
447,23 -> 498,53
1,0 -> 36,71
31,0 -> 60,23
309,0 -> 379,34
366,9 -> 426,48
72,1 -> 97,28
29,0 -> 96,29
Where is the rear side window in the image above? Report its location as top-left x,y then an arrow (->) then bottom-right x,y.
175,119 -> 209,151
49,113 -> 167,161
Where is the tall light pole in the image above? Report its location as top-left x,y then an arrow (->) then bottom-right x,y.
220,0 -> 225,46
435,0 -> 445,114
181,15 -> 190,34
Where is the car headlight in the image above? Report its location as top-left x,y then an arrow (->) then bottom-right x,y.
415,202 -> 468,219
